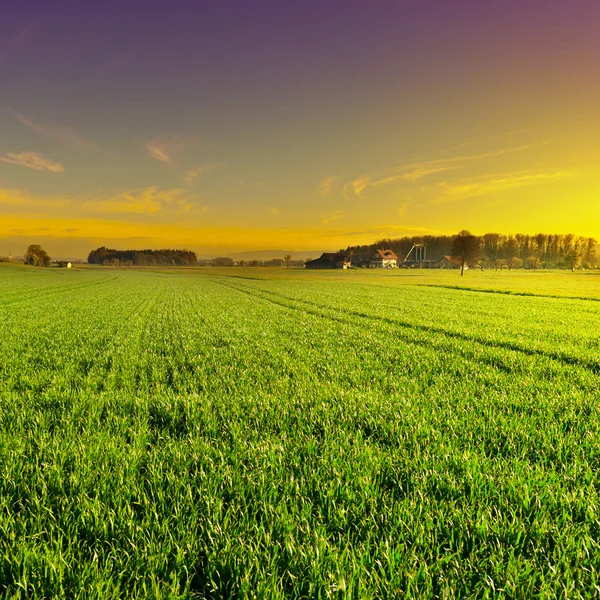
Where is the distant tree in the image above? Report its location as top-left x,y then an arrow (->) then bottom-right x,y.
239,259 -> 246,267
24,245 -> 51,267
494,258 -> 507,271
284,254 -> 292,269
264,258 -> 283,267
508,257 -> 523,270
564,250 -> 582,272
526,256 -> 541,271
88,247 -> 197,266
505,237 -> 519,260
451,230 -> 480,276
213,257 -> 234,267
584,238 -> 597,267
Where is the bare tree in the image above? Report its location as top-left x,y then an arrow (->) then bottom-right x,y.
451,230 -> 480,276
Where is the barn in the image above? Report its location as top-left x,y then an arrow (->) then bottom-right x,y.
436,255 -> 465,270
305,253 -> 351,269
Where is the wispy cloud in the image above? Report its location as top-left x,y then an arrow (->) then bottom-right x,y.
83,186 -> 206,216
14,113 -> 100,152
0,151 -> 64,173
0,185 -> 208,219
146,135 -> 188,164
318,175 -> 342,198
322,210 -> 344,225
0,187 -> 68,209
372,166 -> 458,187
347,143 -> 548,198
455,128 -> 534,149
432,170 -> 576,204
184,162 -> 219,185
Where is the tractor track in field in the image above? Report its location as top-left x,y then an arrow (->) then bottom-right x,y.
213,279 -> 600,378
212,280 -> 519,378
0,277 -> 117,308
412,283 -> 600,303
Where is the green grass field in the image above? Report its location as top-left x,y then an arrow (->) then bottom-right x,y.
2,264 -> 600,598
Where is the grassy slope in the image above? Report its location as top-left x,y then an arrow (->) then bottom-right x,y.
1,265 -> 600,598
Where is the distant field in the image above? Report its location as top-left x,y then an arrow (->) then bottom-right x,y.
1,265 -> 600,598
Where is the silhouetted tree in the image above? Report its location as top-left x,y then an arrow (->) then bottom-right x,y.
451,230 -> 480,276
284,254 -> 292,269
24,245 -> 51,267
88,247 -> 197,266
213,257 -> 234,266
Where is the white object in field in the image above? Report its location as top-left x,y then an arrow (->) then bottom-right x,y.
67,262 -> 72,268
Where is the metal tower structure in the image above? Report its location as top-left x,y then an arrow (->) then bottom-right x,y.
404,243 -> 426,264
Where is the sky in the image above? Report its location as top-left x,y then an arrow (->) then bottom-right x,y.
1,0 -> 600,258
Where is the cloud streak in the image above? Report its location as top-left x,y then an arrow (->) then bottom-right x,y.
83,186 -> 205,216
322,210 -> 344,225
146,135 -> 188,164
318,175 -> 341,198
0,187 -> 68,209
432,170 -> 576,204
14,113 -> 100,152
0,185 -> 208,219
0,151 -> 65,173
184,162 -> 219,185
347,143 -> 548,198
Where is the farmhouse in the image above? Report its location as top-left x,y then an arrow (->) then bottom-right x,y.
305,253 -> 351,269
369,249 -> 398,268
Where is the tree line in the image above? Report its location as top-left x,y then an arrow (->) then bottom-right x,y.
200,255 -> 302,268
344,232 -> 598,270
87,247 -> 197,266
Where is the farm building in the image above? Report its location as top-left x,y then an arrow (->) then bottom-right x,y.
305,253 -> 351,269
369,249 -> 399,268
435,255 -> 466,270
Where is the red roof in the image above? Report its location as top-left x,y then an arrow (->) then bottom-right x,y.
373,249 -> 398,260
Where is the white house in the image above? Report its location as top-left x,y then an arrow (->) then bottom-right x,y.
369,249 -> 399,268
